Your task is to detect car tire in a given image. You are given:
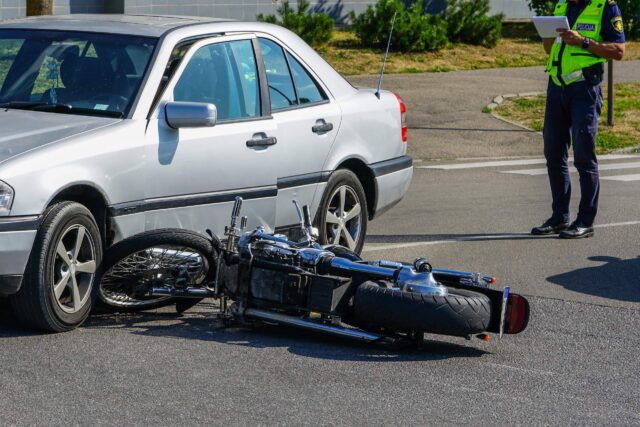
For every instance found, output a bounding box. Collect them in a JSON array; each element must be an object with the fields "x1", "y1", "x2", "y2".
[
  {"x1": 10, "y1": 202, "x2": 102, "y2": 332},
  {"x1": 316, "y1": 169, "x2": 368, "y2": 254}
]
